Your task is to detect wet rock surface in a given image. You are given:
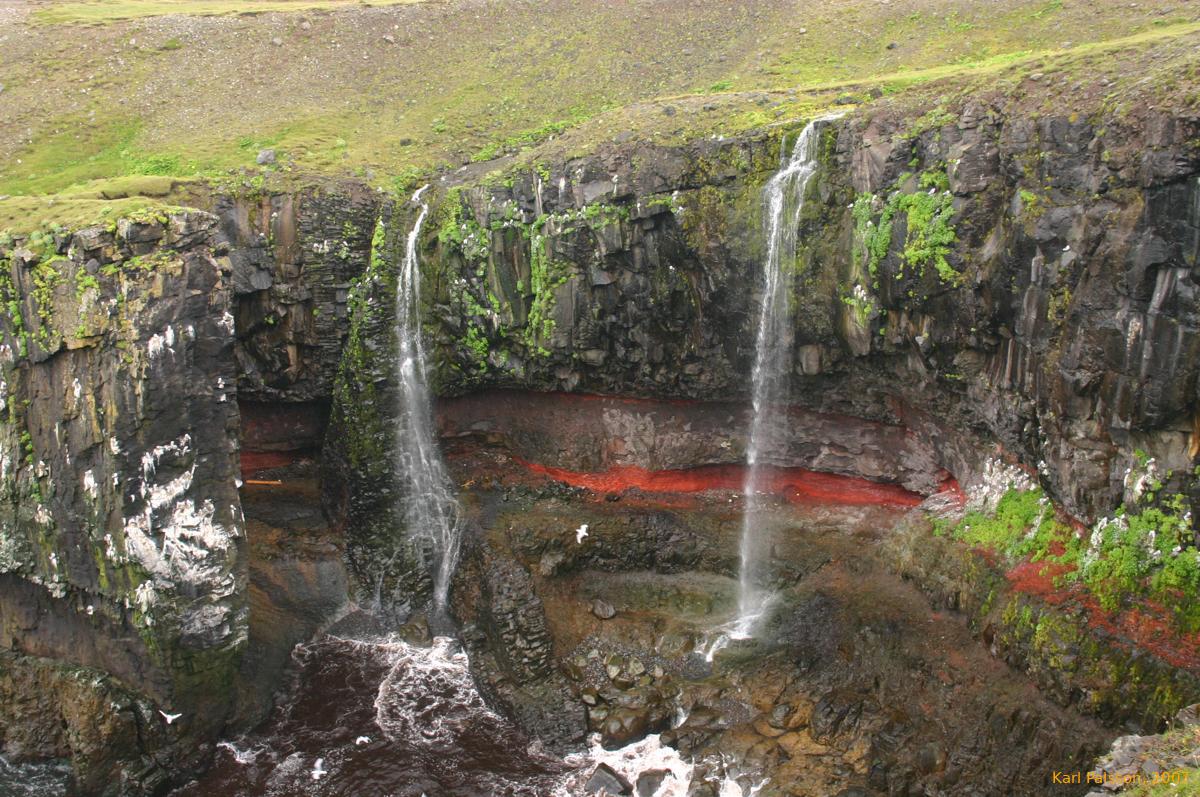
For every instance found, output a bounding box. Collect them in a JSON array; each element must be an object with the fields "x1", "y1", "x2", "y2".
[
  {"x1": 585, "y1": 762, "x2": 633, "y2": 794},
  {"x1": 448, "y1": 467, "x2": 1118, "y2": 796}
]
